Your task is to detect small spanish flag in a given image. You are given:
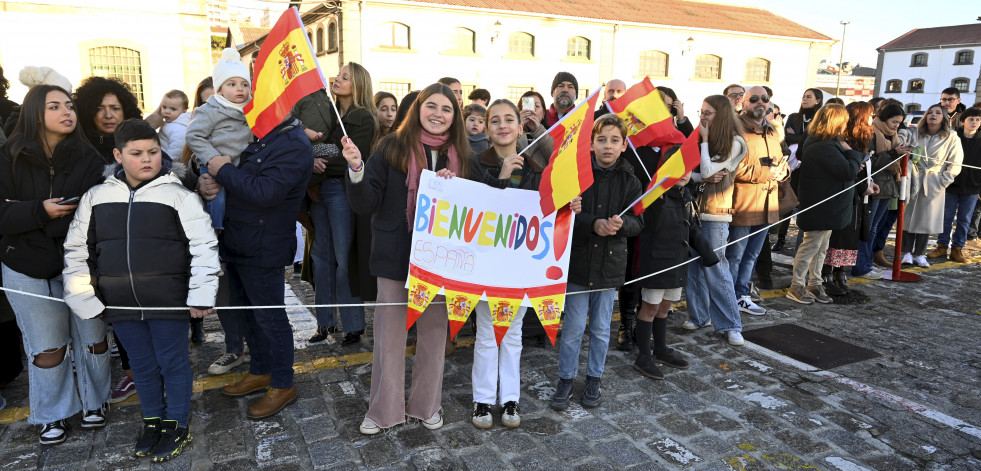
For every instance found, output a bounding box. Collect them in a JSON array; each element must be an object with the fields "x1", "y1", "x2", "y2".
[
  {"x1": 632, "y1": 127, "x2": 701, "y2": 216},
  {"x1": 606, "y1": 77, "x2": 685, "y2": 149},
  {"x1": 244, "y1": 8, "x2": 327, "y2": 139},
  {"x1": 538, "y1": 89, "x2": 602, "y2": 216}
]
